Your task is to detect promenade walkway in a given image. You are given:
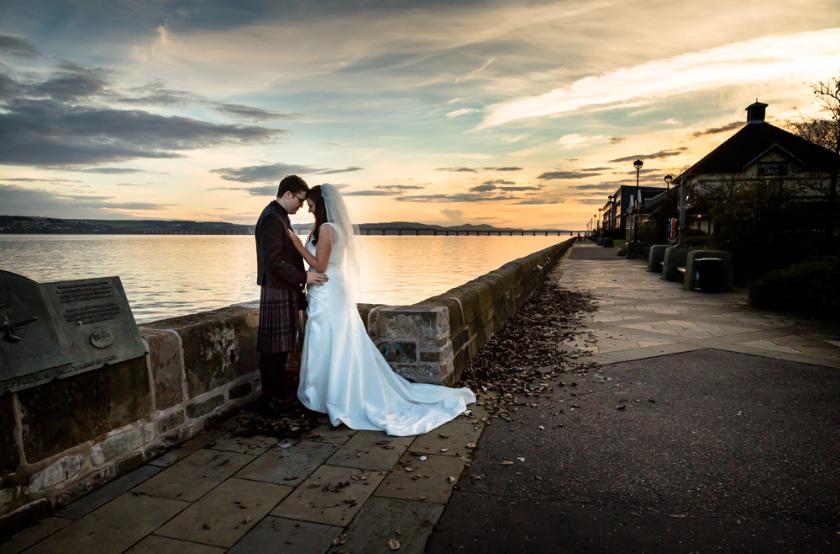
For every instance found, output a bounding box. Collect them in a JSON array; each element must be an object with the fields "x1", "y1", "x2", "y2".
[
  {"x1": 4, "y1": 241, "x2": 839, "y2": 553},
  {"x1": 429, "y1": 242, "x2": 840, "y2": 553}
]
